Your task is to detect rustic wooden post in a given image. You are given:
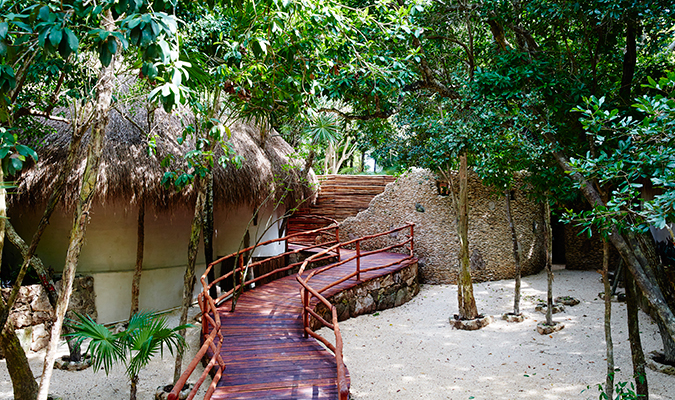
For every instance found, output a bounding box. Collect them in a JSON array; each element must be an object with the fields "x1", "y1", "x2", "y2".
[
  {"x1": 356, "y1": 241, "x2": 361, "y2": 281},
  {"x1": 335, "y1": 226, "x2": 341, "y2": 261},
  {"x1": 409, "y1": 224, "x2": 414, "y2": 256},
  {"x1": 303, "y1": 287, "x2": 310, "y2": 338}
]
